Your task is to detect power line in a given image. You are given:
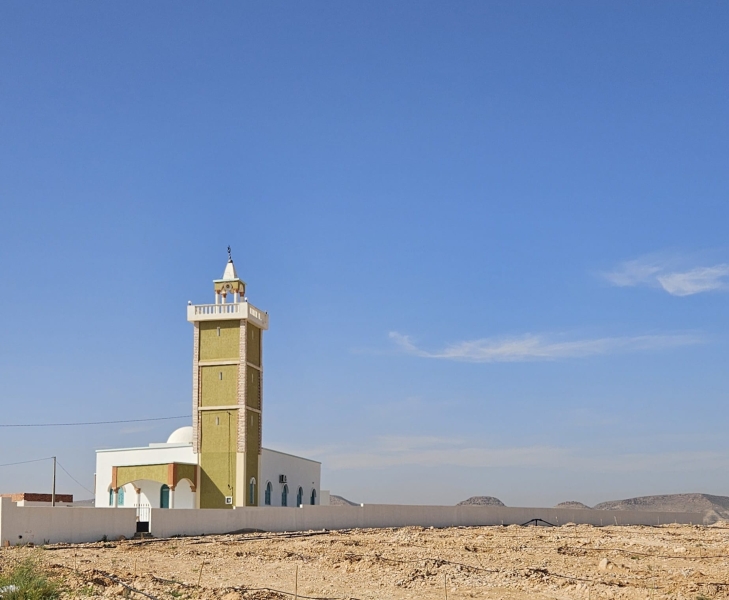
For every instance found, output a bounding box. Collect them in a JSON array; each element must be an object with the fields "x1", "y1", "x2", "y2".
[
  {"x1": 0, "y1": 415, "x2": 191, "y2": 428},
  {"x1": 0, "y1": 457, "x2": 54, "y2": 468},
  {"x1": 0, "y1": 456, "x2": 95, "y2": 496},
  {"x1": 57, "y1": 461, "x2": 95, "y2": 496}
]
